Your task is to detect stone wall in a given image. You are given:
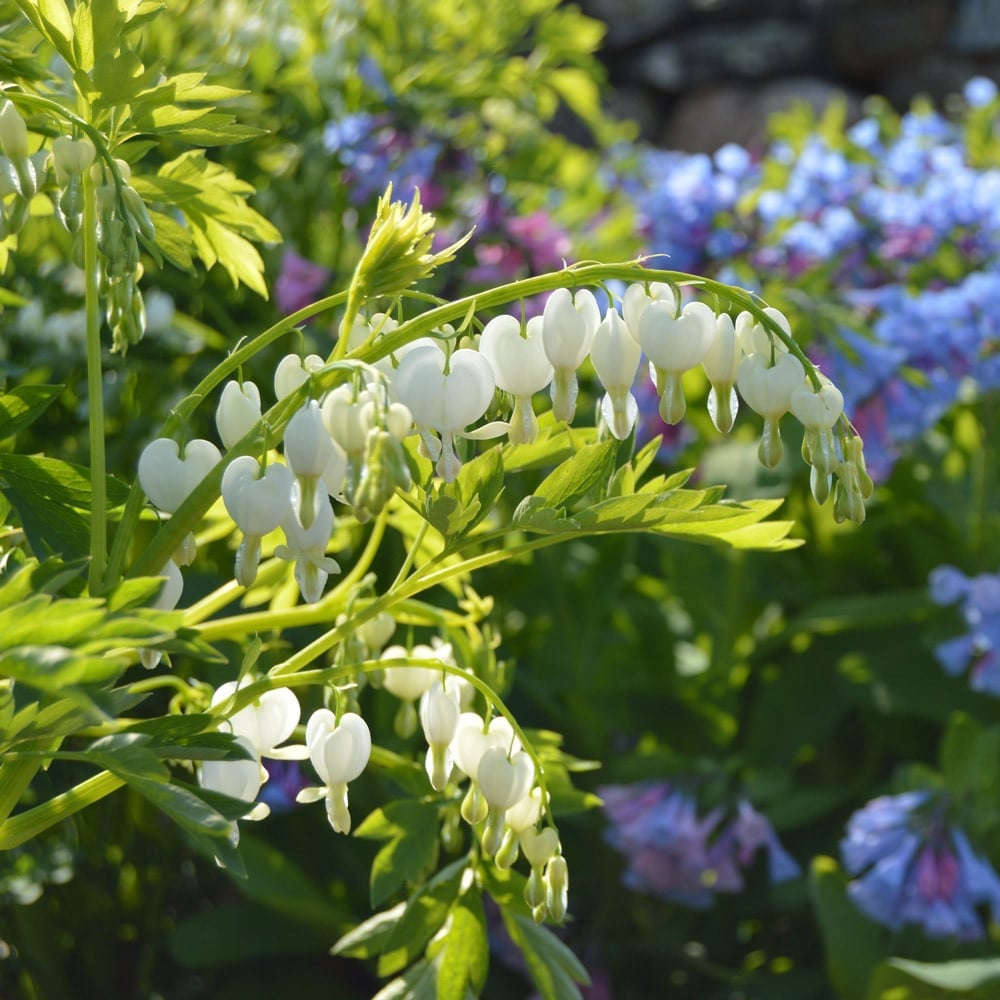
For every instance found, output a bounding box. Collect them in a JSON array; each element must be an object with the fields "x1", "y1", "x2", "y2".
[{"x1": 580, "y1": 0, "x2": 1000, "y2": 151}]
